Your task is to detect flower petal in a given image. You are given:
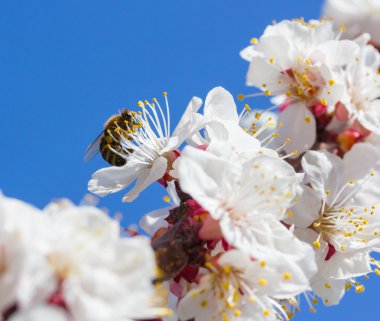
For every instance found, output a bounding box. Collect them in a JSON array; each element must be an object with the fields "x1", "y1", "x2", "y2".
[
  {"x1": 122, "y1": 157, "x2": 168, "y2": 202},
  {"x1": 277, "y1": 103, "x2": 316, "y2": 157}
]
